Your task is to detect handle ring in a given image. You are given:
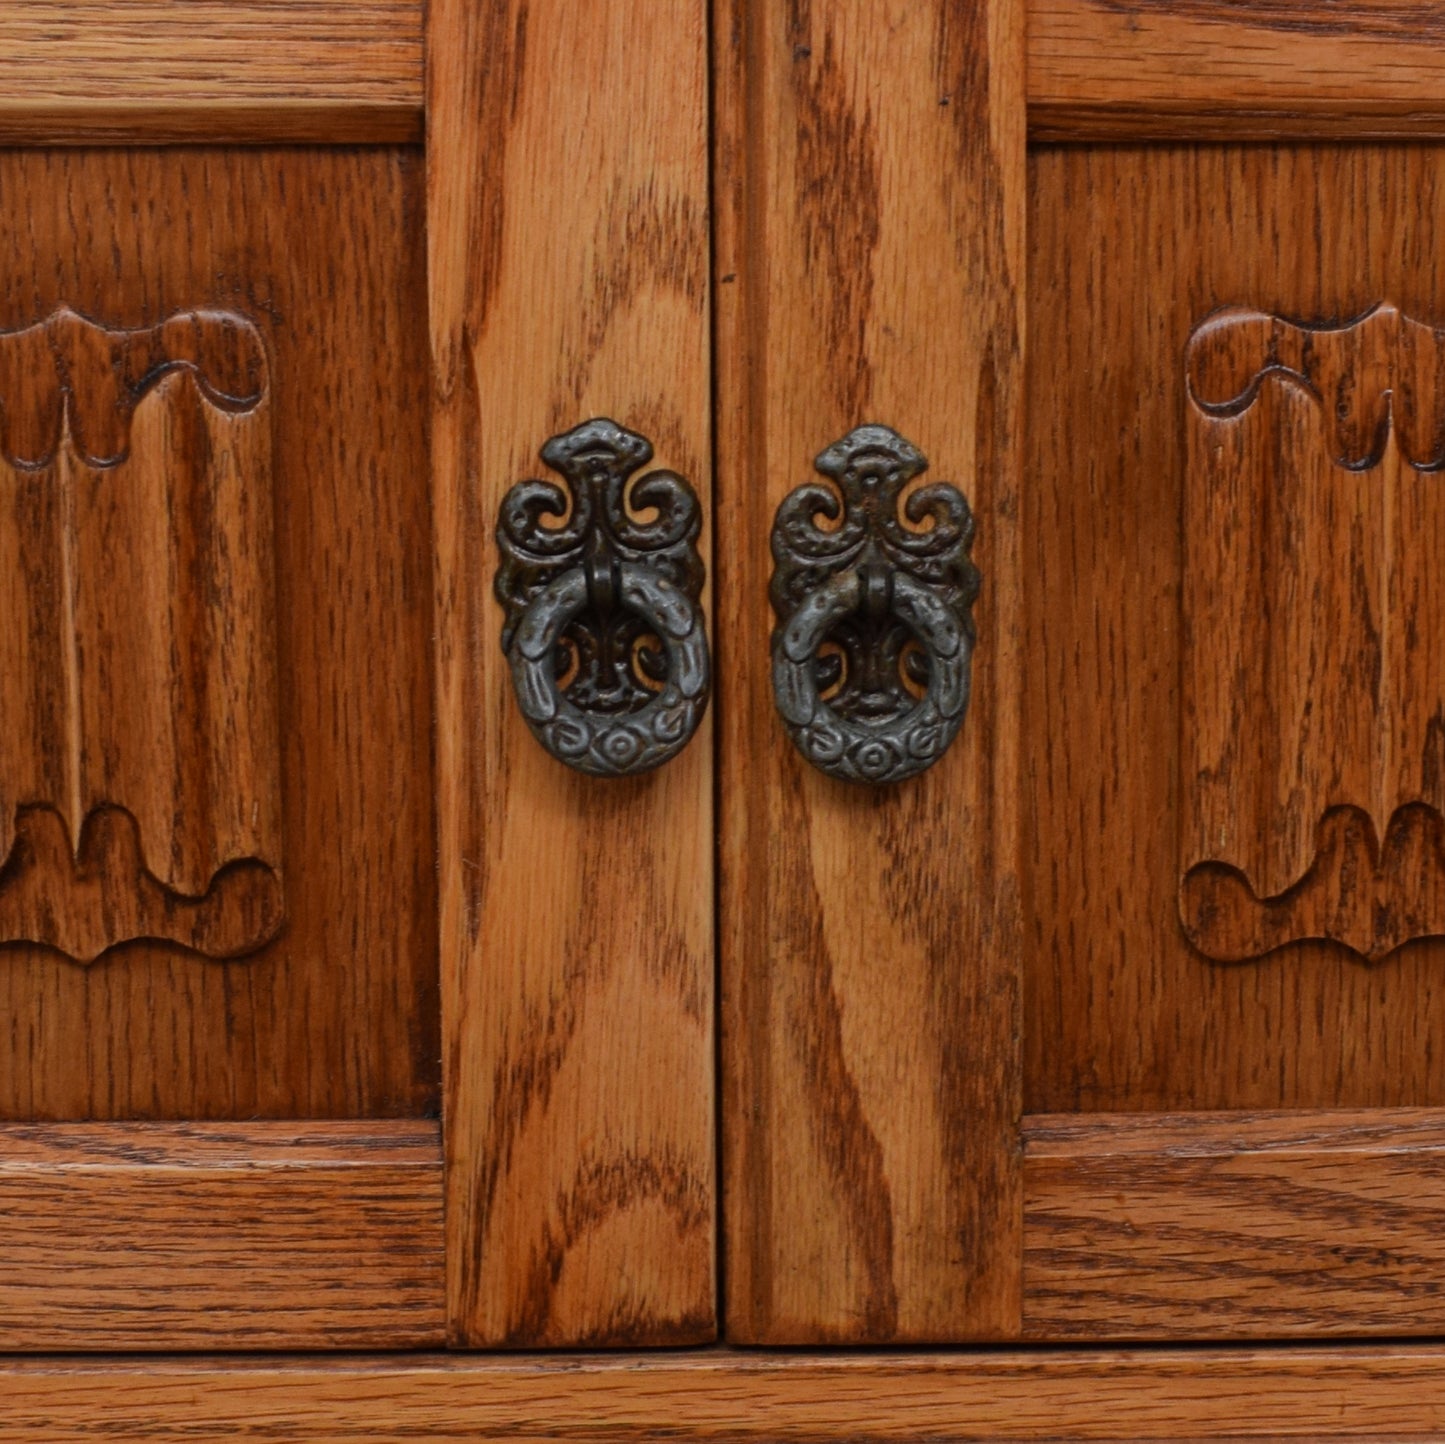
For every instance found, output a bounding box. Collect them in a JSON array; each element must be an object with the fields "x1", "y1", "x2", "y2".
[
  {"x1": 509, "y1": 561, "x2": 709, "y2": 777},
  {"x1": 772, "y1": 567, "x2": 972, "y2": 784}
]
